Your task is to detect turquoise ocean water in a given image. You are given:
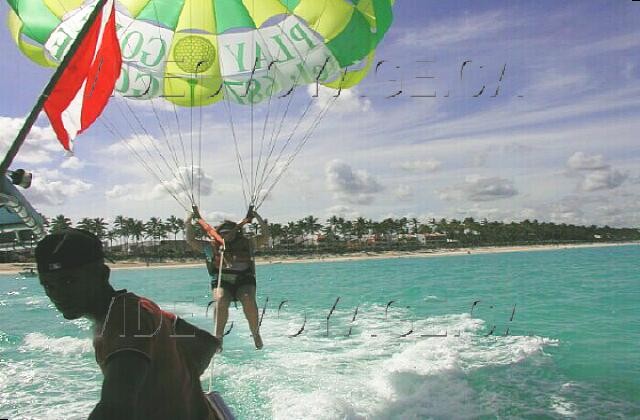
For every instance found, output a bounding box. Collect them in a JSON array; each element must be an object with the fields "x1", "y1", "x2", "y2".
[{"x1": 1, "y1": 245, "x2": 639, "y2": 419}]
